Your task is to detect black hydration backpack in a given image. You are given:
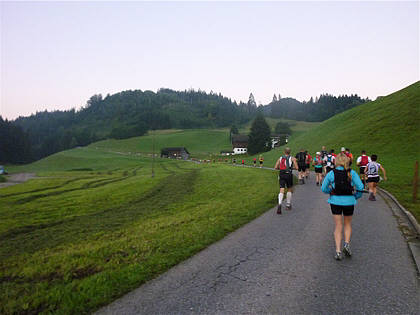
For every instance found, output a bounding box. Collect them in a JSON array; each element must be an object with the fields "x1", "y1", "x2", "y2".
[{"x1": 332, "y1": 169, "x2": 354, "y2": 195}]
